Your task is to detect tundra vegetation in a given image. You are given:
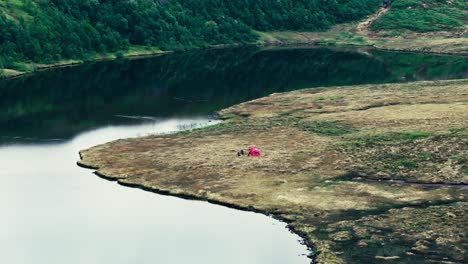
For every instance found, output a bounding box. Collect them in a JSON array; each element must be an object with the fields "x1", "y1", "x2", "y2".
[{"x1": 80, "y1": 80, "x2": 468, "y2": 263}]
